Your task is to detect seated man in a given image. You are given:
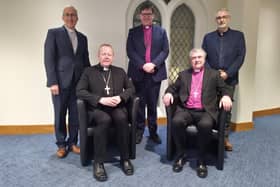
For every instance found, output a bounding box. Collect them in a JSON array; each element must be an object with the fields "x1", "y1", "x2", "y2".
[
  {"x1": 76, "y1": 44, "x2": 135, "y2": 182},
  {"x1": 162, "y1": 48, "x2": 232, "y2": 178}
]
